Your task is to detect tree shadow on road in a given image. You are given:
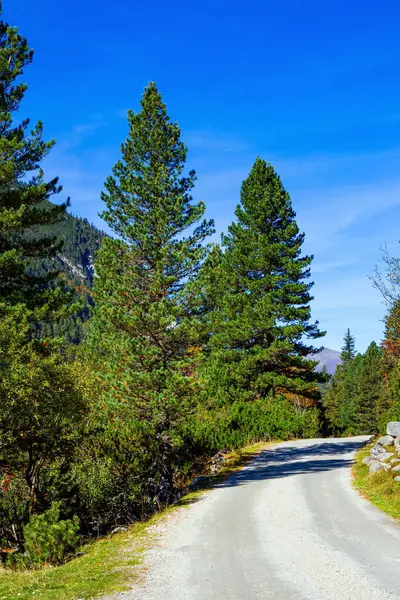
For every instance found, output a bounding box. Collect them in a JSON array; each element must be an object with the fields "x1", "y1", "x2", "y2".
[{"x1": 213, "y1": 439, "x2": 368, "y2": 488}]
